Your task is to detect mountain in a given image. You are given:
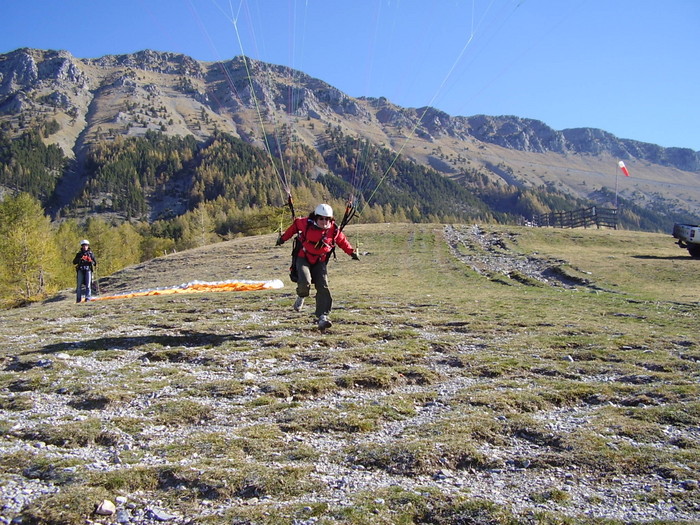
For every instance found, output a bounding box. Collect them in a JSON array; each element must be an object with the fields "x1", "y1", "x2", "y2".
[{"x1": 1, "y1": 47, "x2": 699, "y2": 227}]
